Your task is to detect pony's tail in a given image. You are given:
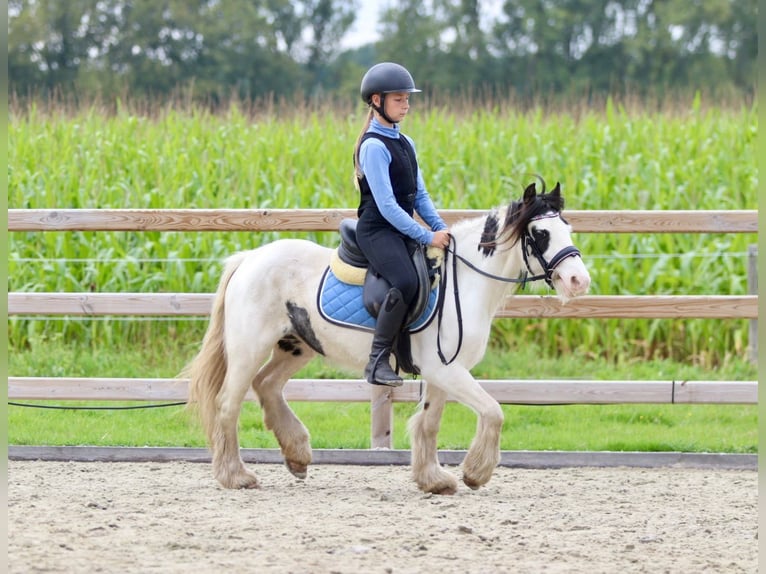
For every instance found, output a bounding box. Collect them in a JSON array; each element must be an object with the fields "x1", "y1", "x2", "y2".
[{"x1": 182, "y1": 251, "x2": 248, "y2": 446}]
